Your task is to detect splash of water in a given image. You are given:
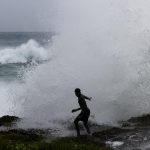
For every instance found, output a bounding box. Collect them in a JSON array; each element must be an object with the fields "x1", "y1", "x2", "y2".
[
  {"x1": 6, "y1": 0, "x2": 150, "y2": 128},
  {"x1": 0, "y1": 39, "x2": 50, "y2": 64}
]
